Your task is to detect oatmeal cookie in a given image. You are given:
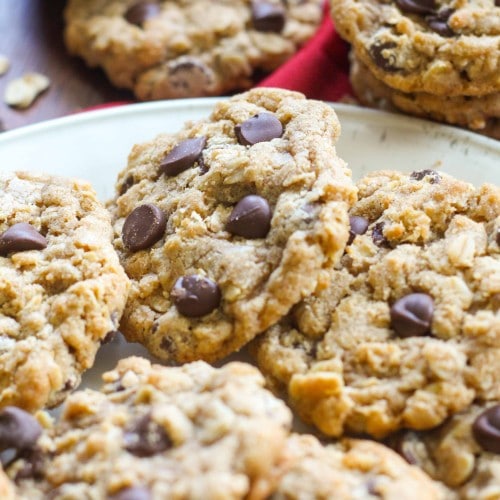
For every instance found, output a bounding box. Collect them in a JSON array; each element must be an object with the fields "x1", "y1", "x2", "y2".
[
  {"x1": 64, "y1": 0, "x2": 323, "y2": 100},
  {"x1": 331, "y1": 0, "x2": 500, "y2": 96},
  {"x1": 0, "y1": 172, "x2": 129, "y2": 412},
  {"x1": 109, "y1": 88, "x2": 355, "y2": 363},
  {"x1": 254, "y1": 169, "x2": 500, "y2": 438}
]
